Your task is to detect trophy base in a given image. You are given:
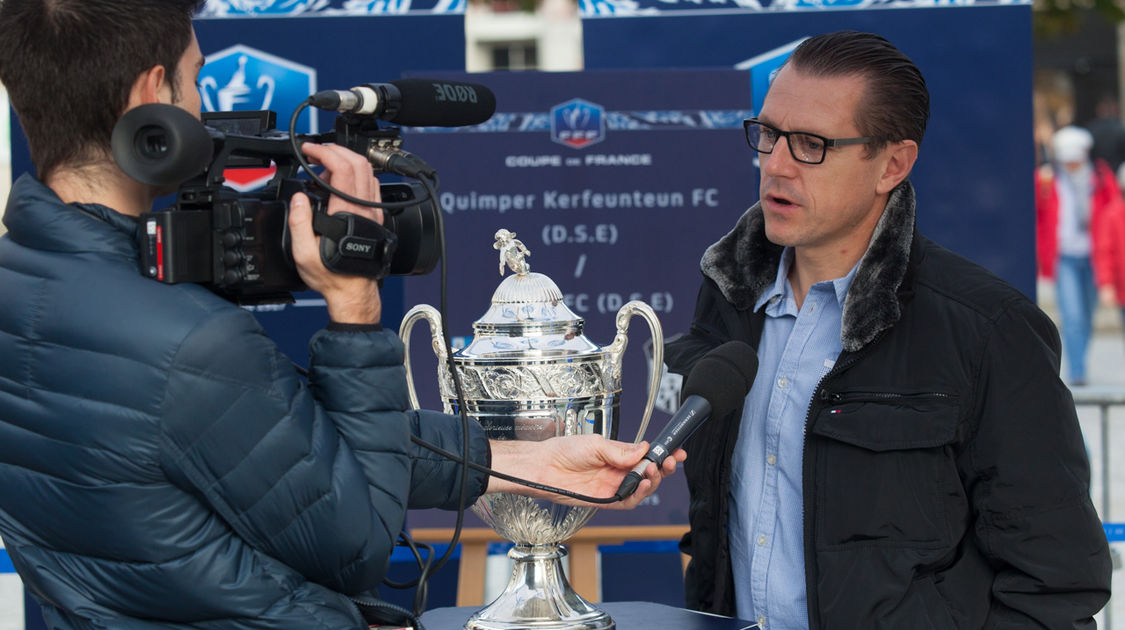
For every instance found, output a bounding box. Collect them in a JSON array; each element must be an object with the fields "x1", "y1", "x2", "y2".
[{"x1": 464, "y1": 544, "x2": 615, "y2": 630}]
